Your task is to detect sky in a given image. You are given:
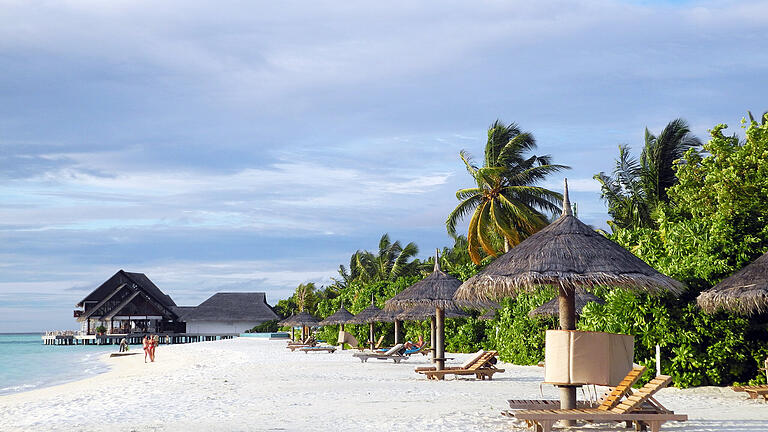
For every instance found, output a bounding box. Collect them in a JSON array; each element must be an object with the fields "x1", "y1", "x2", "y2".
[{"x1": 1, "y1": 0, "x2": 766, "y2": 332}]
